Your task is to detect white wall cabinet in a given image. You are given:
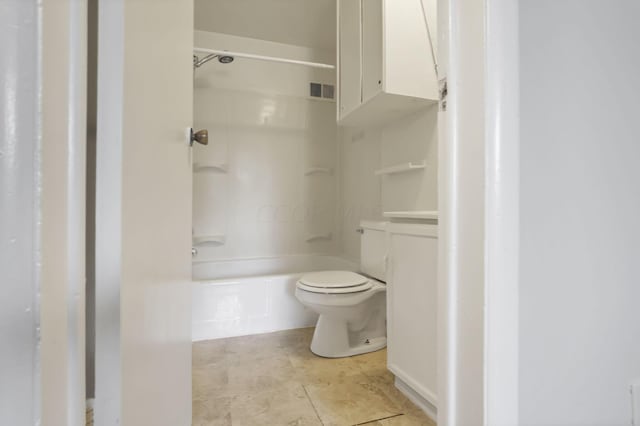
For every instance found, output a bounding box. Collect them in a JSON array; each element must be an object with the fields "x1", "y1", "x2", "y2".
[
  {"x1": 337, "y1": 0, "x2": 438, "y2": 127},
  {"x1": 361, "y1": 0, "x2": 383, "y2": 104},
  {"x1": 386, "y1": 222, "x2": 438, "y2": 409},
  {"x1": 339, "y1": 0, "x2": 362, "y2": 117}
]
